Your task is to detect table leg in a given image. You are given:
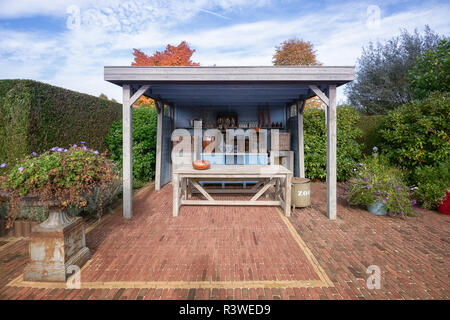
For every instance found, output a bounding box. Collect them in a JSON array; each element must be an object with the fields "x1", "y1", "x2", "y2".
[
  {"x1": 173, "y1": 173, "x2": 180, "y2": 217},
  {"x1": 284, "y1": 174, "x2": 292, "y2": 217}
]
